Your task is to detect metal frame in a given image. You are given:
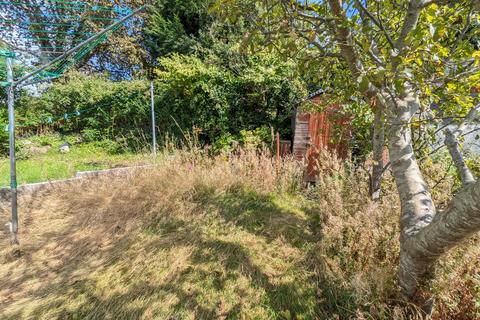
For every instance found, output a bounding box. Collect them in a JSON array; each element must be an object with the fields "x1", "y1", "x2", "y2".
[
  {"x1": 150, "y1": 81, "x2": 157, "y2": 157},
  {"x1": 14, "y1": 6, "x2": 144, "y2": 86},
  {"x1": 6, "y1": 56, "x2": 18, "y2": 244},
  {"x1": 3, "y1": 5, "x2": 145, "y2": 244}
]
